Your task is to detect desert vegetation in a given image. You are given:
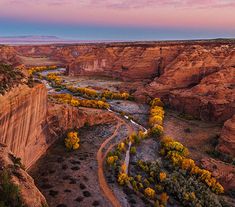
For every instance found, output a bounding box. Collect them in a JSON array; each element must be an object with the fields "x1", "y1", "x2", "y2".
[
  {"x1": 66, "y1": 86, "x2": 133, "y2": 101},
  {"x1": 6, "y1": 64, "x2": 229, "y2": 206},
  {"x1": 105, "y1": 97, "x2": 225, "y2": 207},
  {"x1": 29, "y1": 66, "x2": 134, "y2": 102},
  {"x1": 64, "y1": 131, "x2": 80, "y2": 150},
  {"x1": 0, "y1": 63, "x2": 25, "y2": 95},
  {"x1": 28, "y1": 65, "x2": 57, "y2": 75},
  {"x1": 46, "y1": 73, "x2": 63, "y2": 85},
  {"x1": 0, "y1": 169, "x2": 23, "y2": 207},
  {"x1": 0, "y1": 155, "x2": 28, "y2": 207},
  {"x1": 49, "y1": 93, "x2": 110, "y2": 109}
]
